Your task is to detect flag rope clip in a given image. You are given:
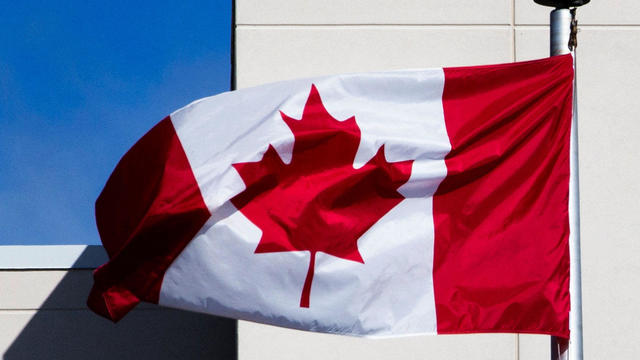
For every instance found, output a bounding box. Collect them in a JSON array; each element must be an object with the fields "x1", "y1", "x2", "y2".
[{"x1": 569, "y1": 8, "x2": 578, "y2": 51}]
